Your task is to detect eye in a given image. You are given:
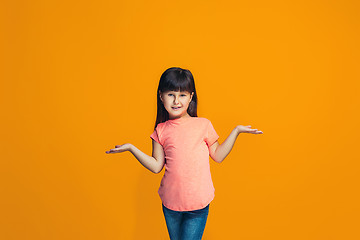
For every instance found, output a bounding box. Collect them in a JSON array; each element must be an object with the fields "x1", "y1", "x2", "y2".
[
  {"x1": 180, "y1": 94, "x2": 186, "y2": 97},
  {"x1": 168, "y1": 93, "x2": 173, "y2": 97}
]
